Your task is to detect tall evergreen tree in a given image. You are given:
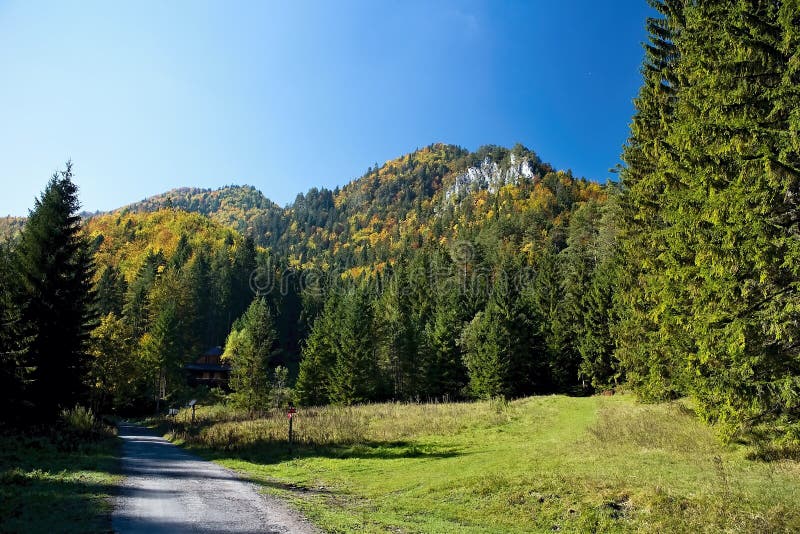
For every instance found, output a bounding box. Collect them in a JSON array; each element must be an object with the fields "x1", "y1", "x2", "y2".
[
  {"x1": 14, "y1": 163, "x2": 96, "y2": 418},
  {"x1": 295, "y1": 294, "x2": 339, "y2": 405},
  {"x1": 223, "y1": 297, "x2": 277, "y2": 413},
  {"x1": 328, "y1": 285, "x2": 379, "y2": 405},
  {"x1": 615, "y1": 0, "x2": 689, "y2": 401},
  {"x1": 421, "y1": 280, "x2": 468, "y2": 399},
  {"x1": 661, "y1": 0, "x2": 800, "y2": 436},
  {"x1": 95, "y1": 264, "x2": 127, "y2": 316},
  {"x1": 530, "y1": 245, "x2": 569, "y2": 390},
  {"x1": 375, "y1": 259, "x2": 420, "y2": 399},
  {"x1": 619, "y1": 0, "x2": 800, "y2": 438},
  {"x1": 0, "y1": 242, "x2": 29, "y2": 420},
  {"x1": 124, "y1": 250, "x2": 165, "y2": 339},
  {"x1": 577, "y1": 192, "x2": 623, "y2": 390}
]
